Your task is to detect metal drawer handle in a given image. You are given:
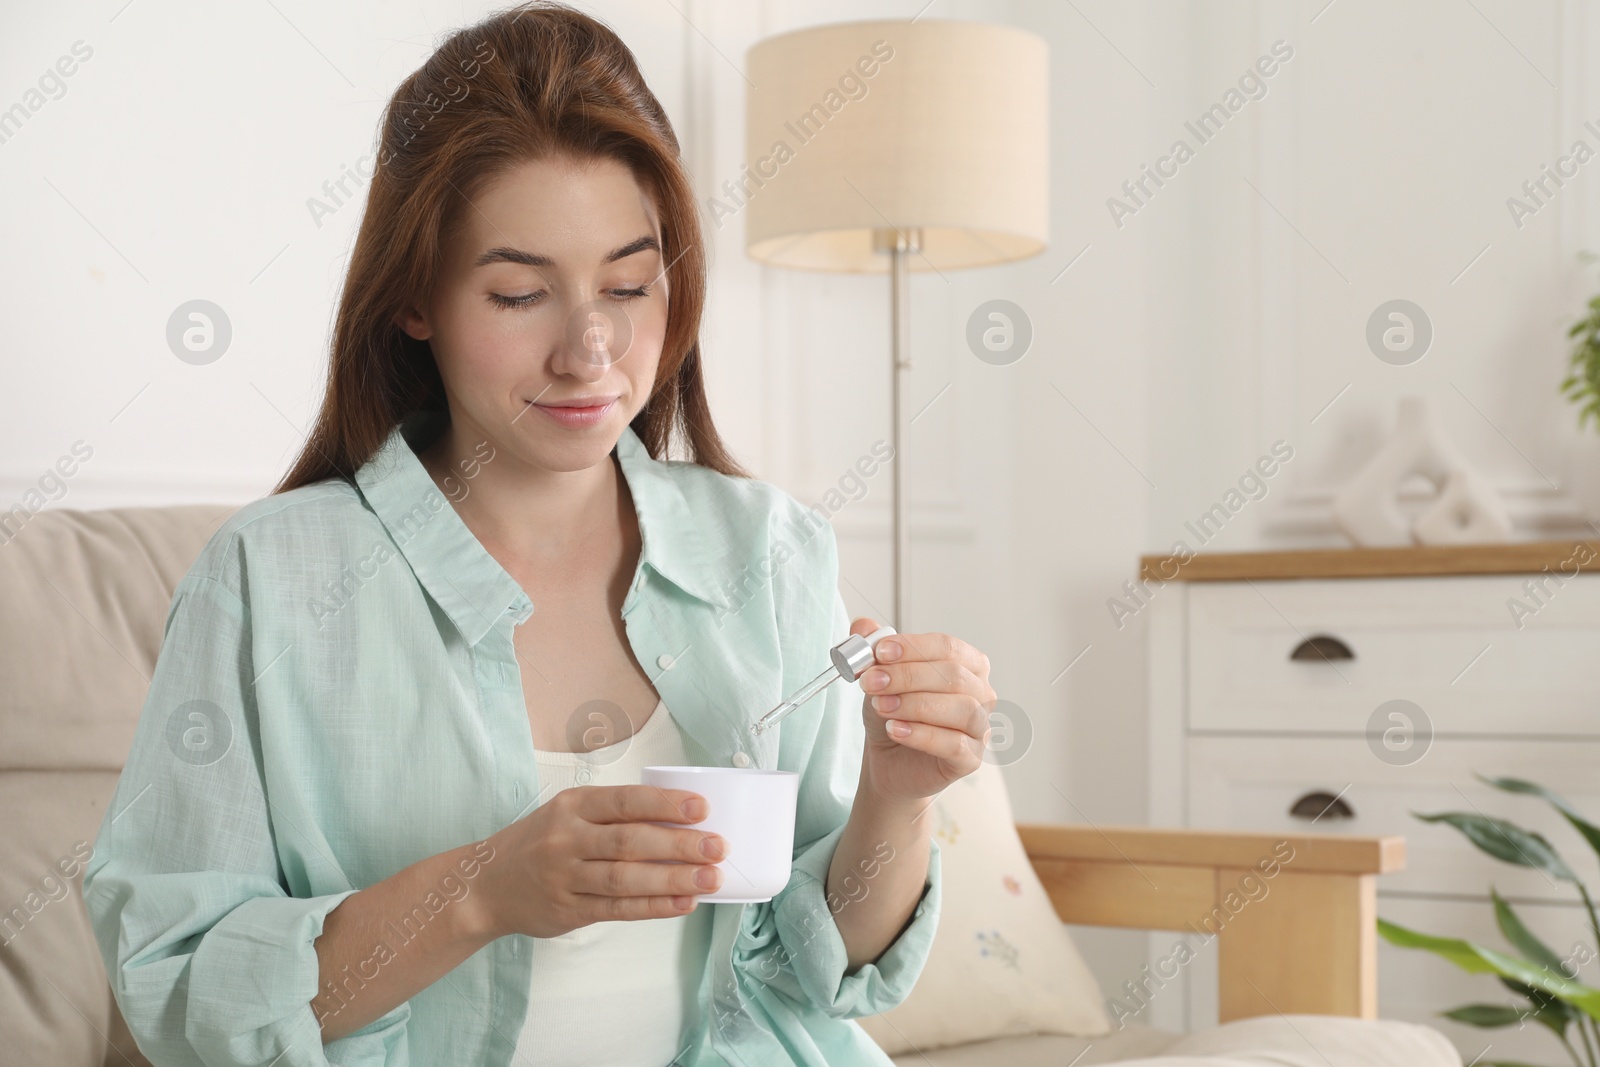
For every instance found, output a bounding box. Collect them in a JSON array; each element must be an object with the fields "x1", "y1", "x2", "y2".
[
  {"x1": 1290, "y1": 635, "x2": 1354, "y2": 663},
  {"x1": 1289, "y1": 790, "x2": 1355, "y2": 821}
]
